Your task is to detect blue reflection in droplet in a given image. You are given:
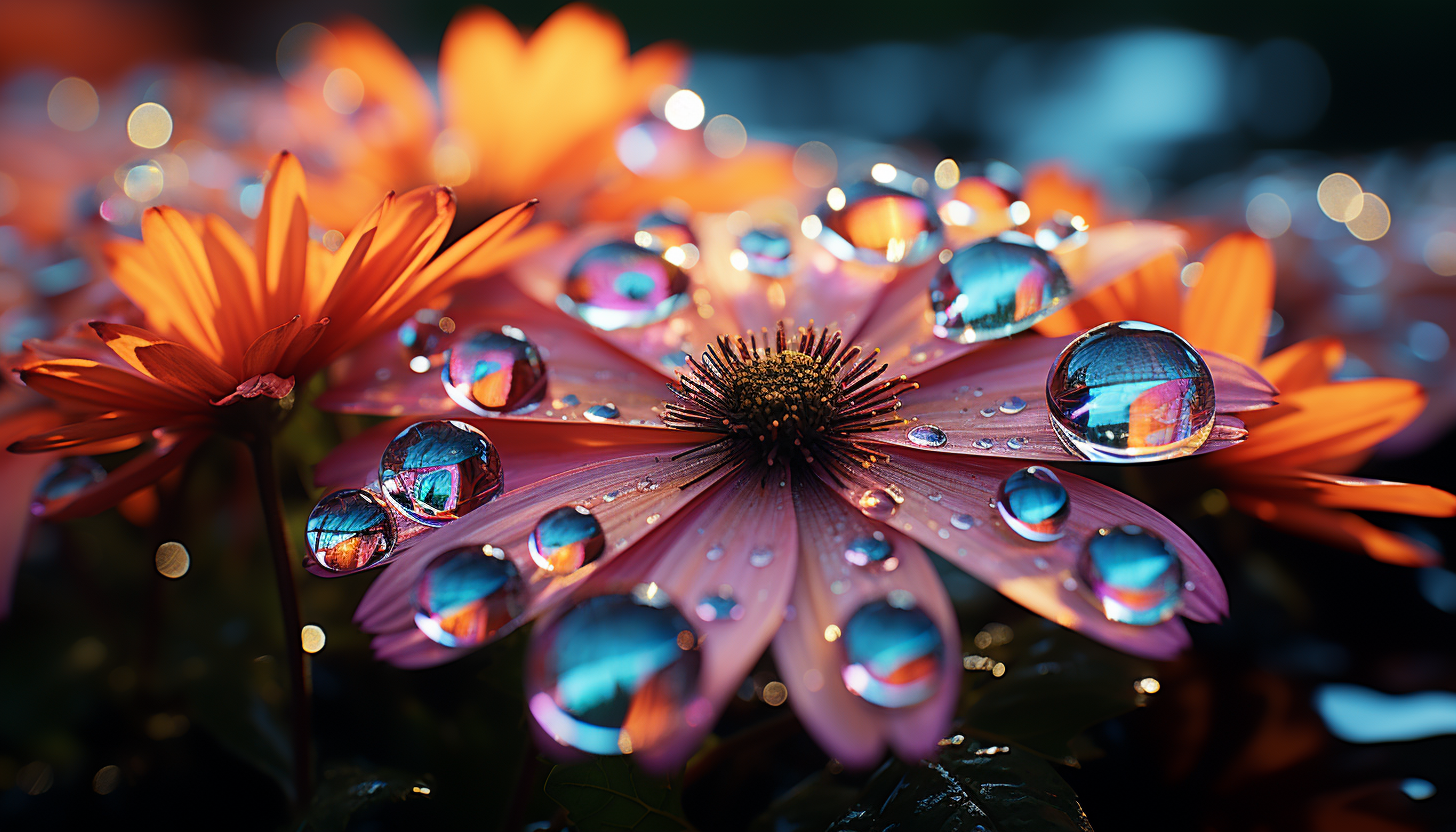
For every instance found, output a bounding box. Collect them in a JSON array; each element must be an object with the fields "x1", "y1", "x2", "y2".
[
  {"x1": 442, "y1": 328, "x2": 547, "y2": 415},
  {"x1": 1314, "y1": 684, "x2": 1456, "y2": 743},
  {"x1": 413, "y1": 546, "x2": 524, "y2": 647},
  {"x1": 1046, "y1": 321, "x2": 1216, "y2": 462},
  {"x1": 840, "y1": 599, "x2": 943, "y2": 707},
  {"x1": 1077, "y1": 525, "x2": 1183, "y2": 625},
  {"x1": 529, "y1": 506, "x2": 606, "y2": 574},
  {"x1": 305, "y1": 489, "x2": 396, "y2": 575},
  {"x1": 843, "y1": 534, "x2": 895, "y2": 569},
  {"x1": 739, "y1": 228, "x2": 794, "y2": 277},
  {"x1": 380, "y1": 420, "x2": 503, "y2": 526},
  {"x1": 528, "y1": 593, "x2": 701, "y2": 755},
  {"x1": 1402, "y1": 779, "x2": 1436, "y2": 801},
  {"x1": 930, "y1": 238, "x2": 1071, "y2": 343},
  {"x1": 996, "y1": 466, "x2": 1070, "y2": 542},
  {"x1": 559, "y1": 241, "x2": 689, "y2": 330},
  {"x1": 695, "y1": 592, "x2": 743, "y2": 622}
]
